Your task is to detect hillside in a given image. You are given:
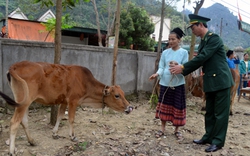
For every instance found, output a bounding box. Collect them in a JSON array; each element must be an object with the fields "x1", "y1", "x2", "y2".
[
  {"x1": 185, "y1": 3, "x2": 250, "y2": 49},
  {"x1": 1, "y1": 1, "x2": 249, "y2": 49}
]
